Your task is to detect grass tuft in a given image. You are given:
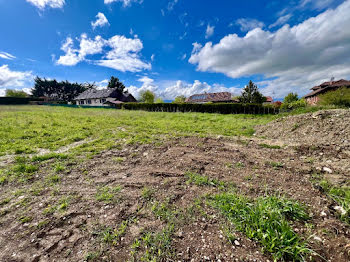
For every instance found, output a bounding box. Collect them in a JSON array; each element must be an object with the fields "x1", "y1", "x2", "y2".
[{"x1": 209, "y1": 193, "x2": 311, "y2": 261}]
